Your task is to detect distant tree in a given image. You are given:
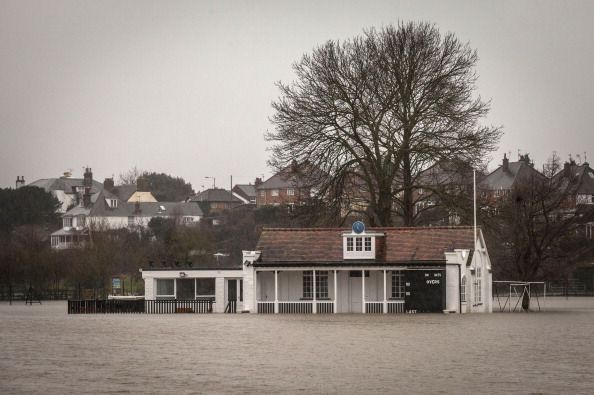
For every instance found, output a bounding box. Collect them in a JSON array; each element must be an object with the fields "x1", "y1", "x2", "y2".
[
  {"x1": 0, "y1": 186, "x2": 61, "y2": 234},
  {"x1": 483, "y1": 154, "x2": 594, "y2": 309},
  {"x1": 268, "y1": 22, "x2": 501, "y2": 226},
  {"x1": 117, "y1": 166, "x2": 144, "y2": 185},
  {"x1": 117, "y1": 168, "x2": 194, "y2": 202},
  {"x1": 144, "y1": 172, "x2": 194, "y2": 202}
]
